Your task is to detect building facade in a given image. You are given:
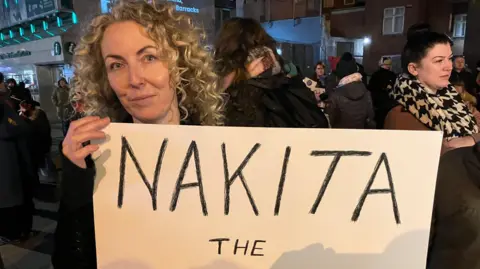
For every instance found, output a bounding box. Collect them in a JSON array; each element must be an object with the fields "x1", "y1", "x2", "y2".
[
  {"x1": 0, "y1": 0, "x2": 80, "y2": 120},
  {"x1": 243, "y1": 0, "x2": 324, "y2": 76},
  {"x1": 324, "y1": 0, "x2": 470, "y2": 73}
]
